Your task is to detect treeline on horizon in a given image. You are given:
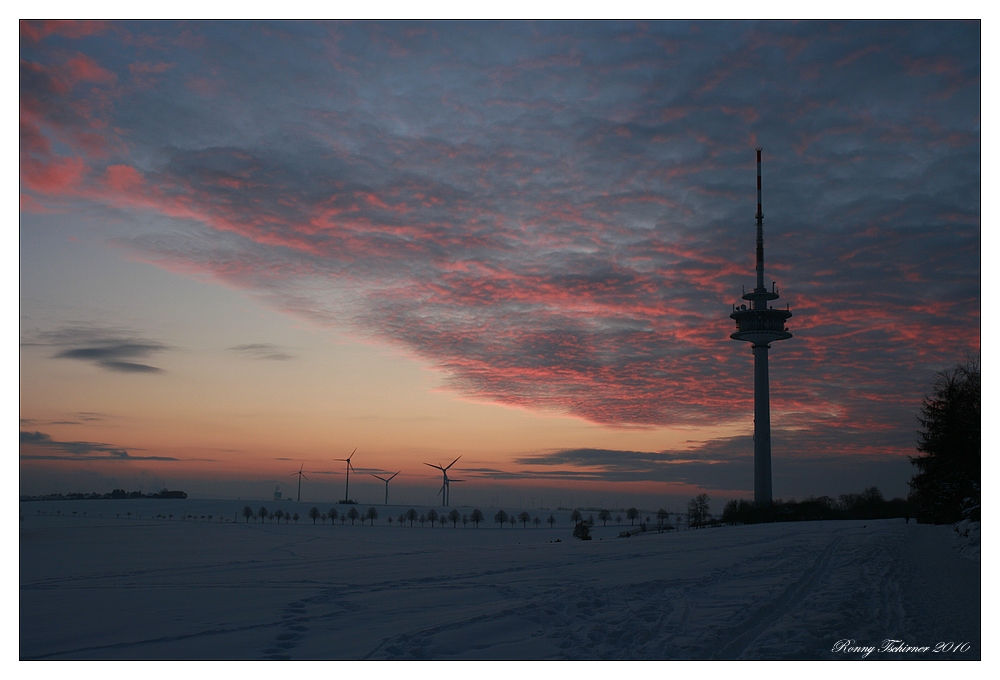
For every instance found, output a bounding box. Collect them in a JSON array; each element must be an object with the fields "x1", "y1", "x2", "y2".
[
  {"x1": 241, "y1": 505, "x2": 556, "y2": 528},
  {"x1": 719, "y1": 487, "x2": 911, "y2": 525},
  {"x1": 20, "y1": 488, "x2": 188, "y2": 501}
]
